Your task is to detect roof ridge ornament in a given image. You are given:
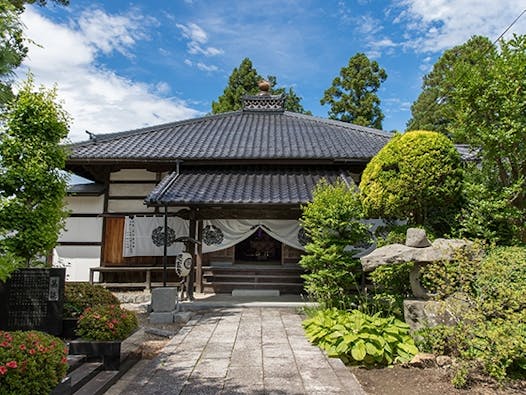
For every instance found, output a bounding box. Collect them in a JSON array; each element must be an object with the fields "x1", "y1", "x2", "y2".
[{"x1": 242, "y1": 80, "x2": 286, "y2": 112}]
